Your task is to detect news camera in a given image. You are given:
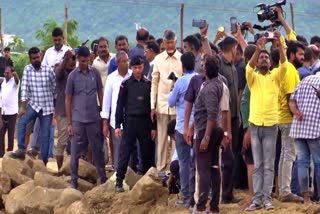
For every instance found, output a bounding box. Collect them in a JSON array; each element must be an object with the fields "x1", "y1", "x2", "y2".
[{"x1": 255, "y1": 0, "x2": 286, "y2": 22}]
